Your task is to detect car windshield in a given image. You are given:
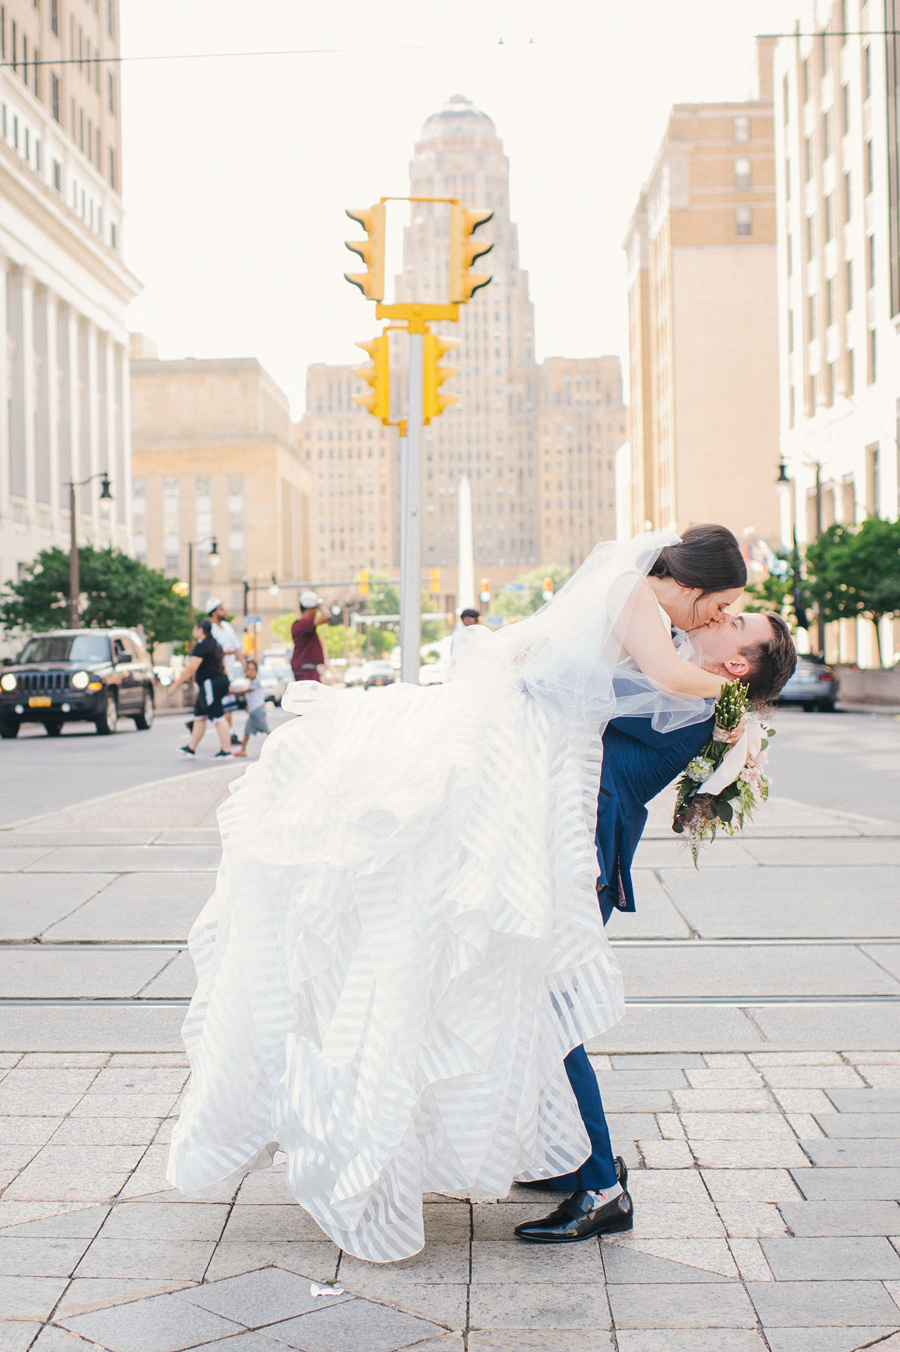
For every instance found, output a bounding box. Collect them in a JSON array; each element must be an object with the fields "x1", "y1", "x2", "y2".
[{"x1": 19, "y1": 634, "x2": 112, "y2": 664}]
